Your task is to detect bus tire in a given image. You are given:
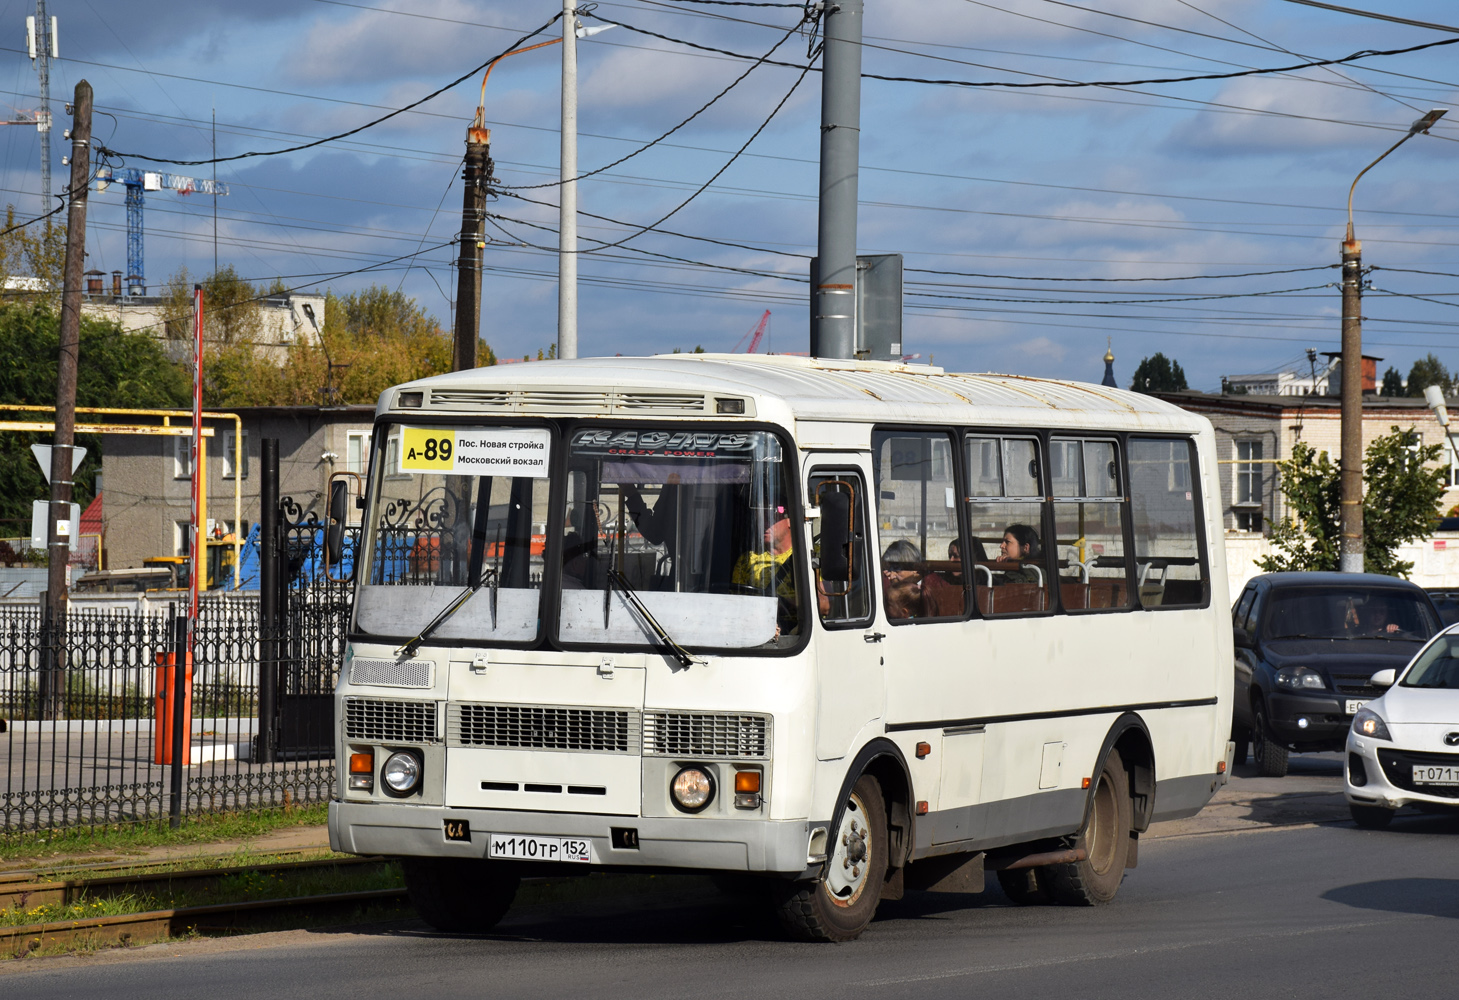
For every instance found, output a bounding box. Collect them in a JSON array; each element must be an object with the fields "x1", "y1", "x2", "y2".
[
  {"x1": 402, "y1": 856, "x2": 520, "y2": 933},
  {"x1": 1045, "y1": 751, "x2": 1132, "y2": 906},
  {"x1": 773, "y1": 773, "x2": 887, "y2": 942},
  {"x1": 1252, "y1": 700, "x2": 1289, "y2": 778},
  {"x1": 995, "y1": 867, "x2": 1051, "y2": 905},
  {"x1": 1231, "y1": 725, "x2": 1250, "y2": 767}
]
